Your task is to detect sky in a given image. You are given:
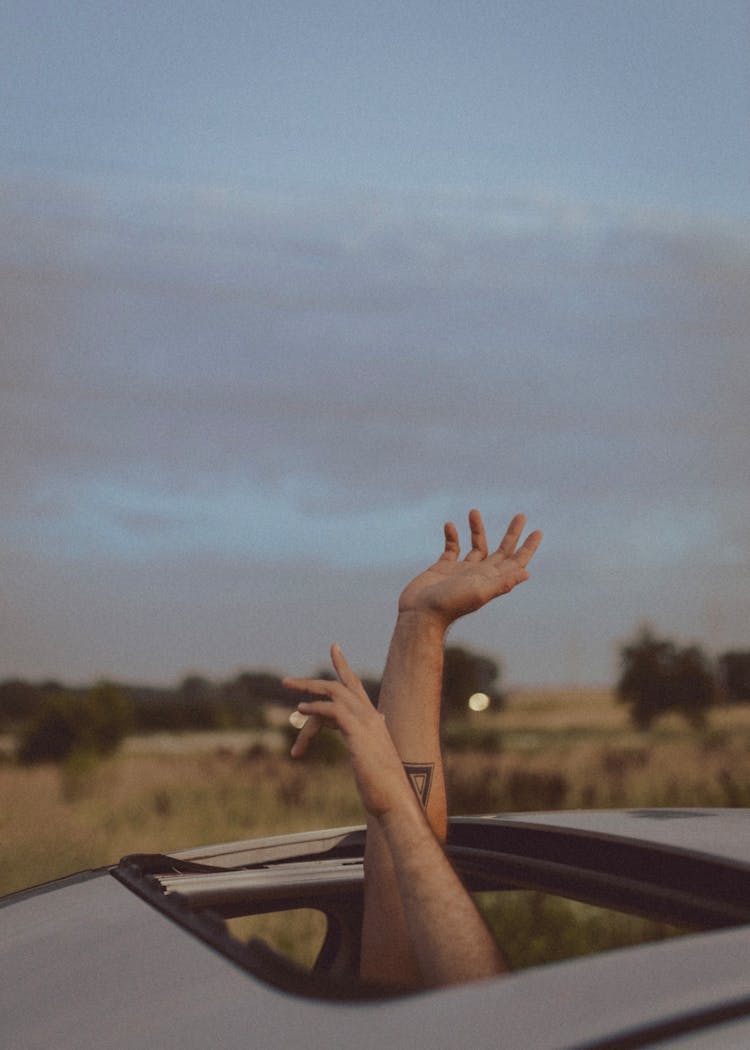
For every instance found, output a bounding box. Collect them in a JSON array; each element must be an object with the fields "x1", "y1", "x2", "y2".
[{"x1": 1, "y1": 1, "x2": 749, "y2": 688}]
